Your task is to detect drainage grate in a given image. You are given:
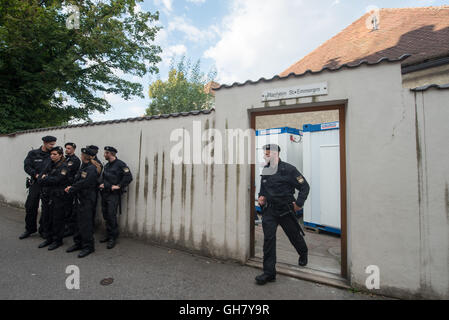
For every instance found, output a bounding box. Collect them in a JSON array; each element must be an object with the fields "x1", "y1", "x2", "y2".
[{"x1": 100, "y1": 278, "x2": 114, "y2": 286}]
